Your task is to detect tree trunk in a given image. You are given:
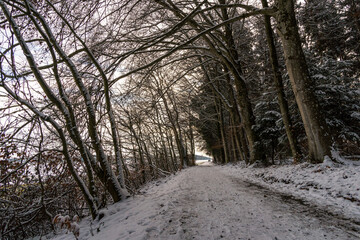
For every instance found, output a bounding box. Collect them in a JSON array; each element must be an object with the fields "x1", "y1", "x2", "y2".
[
  {"x1": 217, "y1": 99, "x2": 229, "y2": 164},
  {"x1": 229, "y1": 113, "x2": 243, "y2": 162},
  {"x1": 274, "y1": 0, "x2": 331, "y2": 163},
  {"x1": 261, "y1": 0, "x2": 301, "y2": 163},
  {"x1": 188, "y1": 120, "x2": 196, "y2": 166},
  {"x1": 218, "y1": 0, "x2": 266, "y2": 164},
  {"x1": 167, "y1": 131, "x2": 179, "y2": 171},
  {"x1": 162, "y1": 91, "x2": 188, "y2": 168}
]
